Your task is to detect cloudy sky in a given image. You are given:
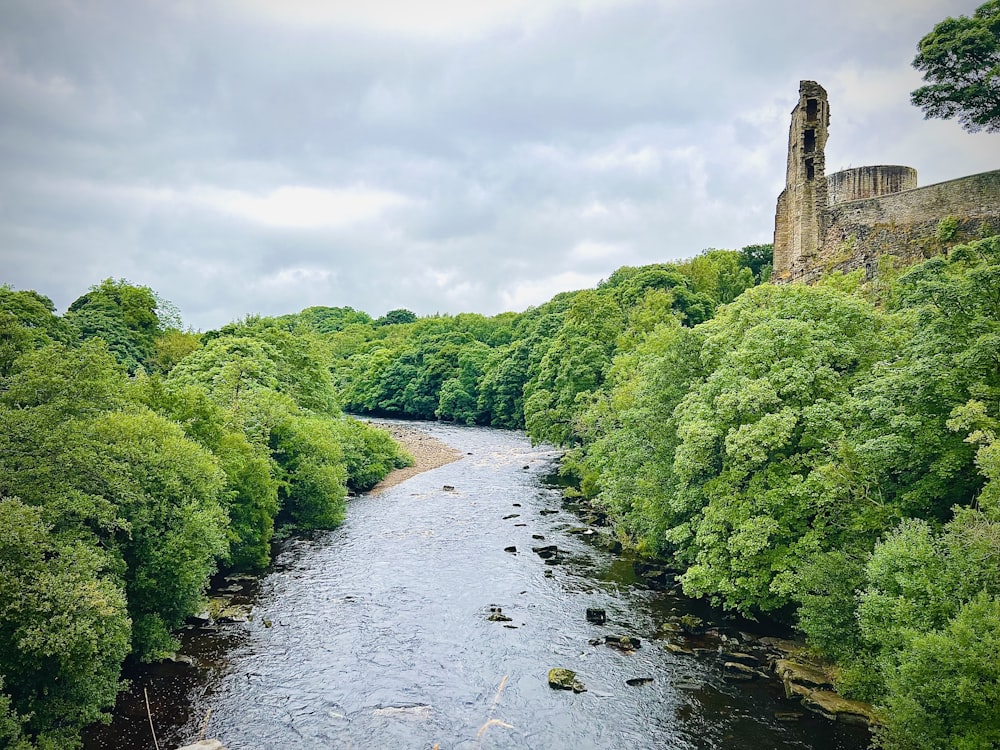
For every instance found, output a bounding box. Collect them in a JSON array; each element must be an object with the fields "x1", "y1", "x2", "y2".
[{"x1": 1, "y1": 0, "x2": 996, "y2": 329}]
